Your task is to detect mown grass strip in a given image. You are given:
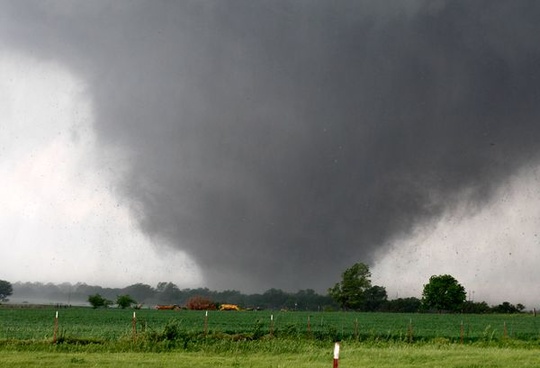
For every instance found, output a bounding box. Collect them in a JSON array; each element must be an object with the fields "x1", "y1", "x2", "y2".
[{"x1": 1, "y1": 344, "x2": 539, "y2": 368}]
